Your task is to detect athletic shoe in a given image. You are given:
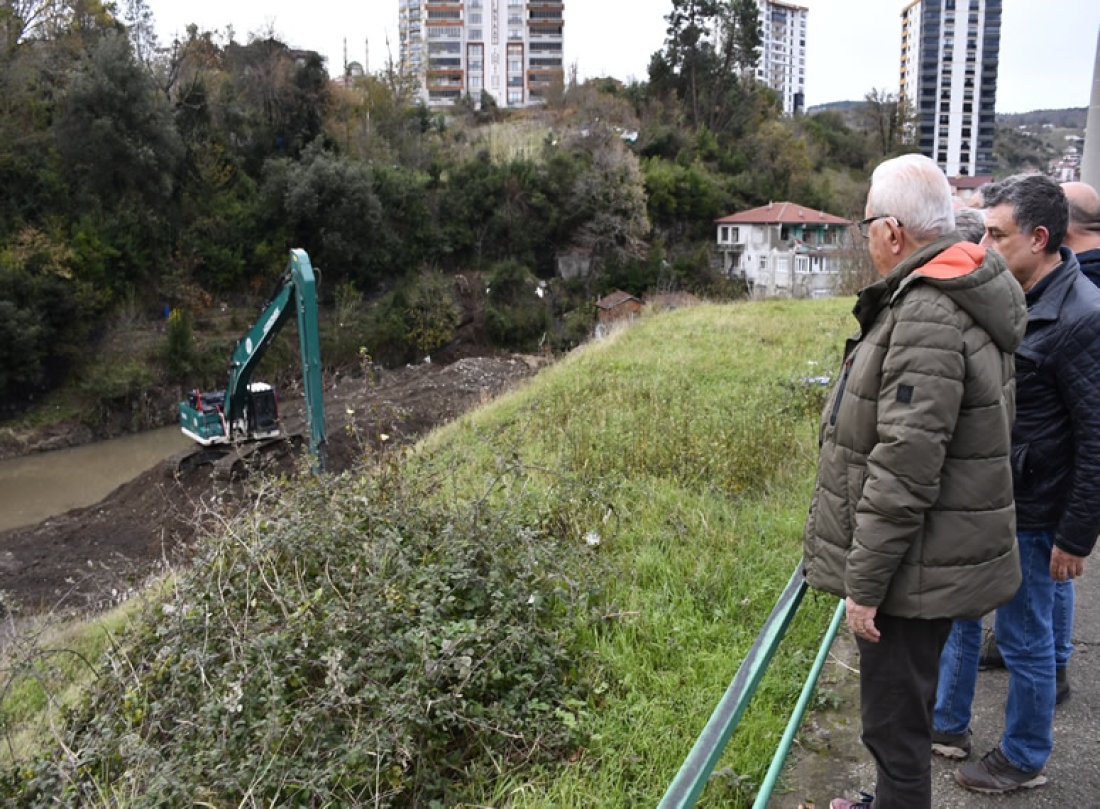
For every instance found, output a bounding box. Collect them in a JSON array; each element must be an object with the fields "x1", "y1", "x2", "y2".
[
  {"x1": 830, "y1": 792, "x2": 874, "y2": 808},
  {"x1": 932, "y1": 727, "x2": 971, "y2": 759},
  {"x1": 955, "y1": 747, "x2": 1047, "y2": 793}
]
